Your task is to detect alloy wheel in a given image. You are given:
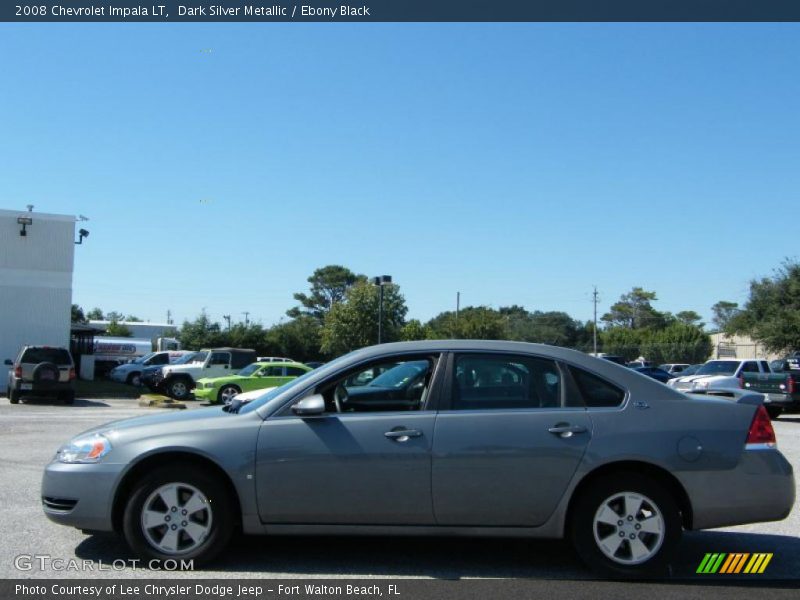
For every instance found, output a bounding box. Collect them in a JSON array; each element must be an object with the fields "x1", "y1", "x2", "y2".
[{"x1": 140, "y1": 482, "x2": 213, "y2": 555}]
